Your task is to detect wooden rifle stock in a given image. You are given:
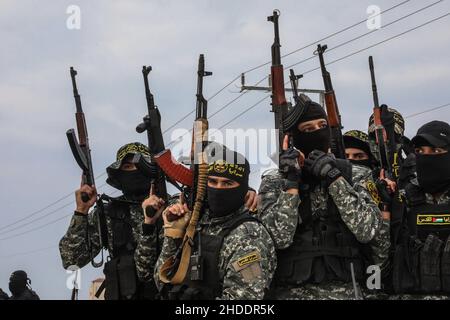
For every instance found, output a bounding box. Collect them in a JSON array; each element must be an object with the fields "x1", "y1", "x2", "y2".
[
  {"x1": 159, "y1": 54, "x2": 211, "y2": 285},
  {"x1": 268, "y1": 10, "x2": 289, "y2": 158},
  {"x1": 316, "y1": 44, "x2": 346, "y2": 159}
]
